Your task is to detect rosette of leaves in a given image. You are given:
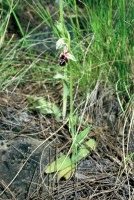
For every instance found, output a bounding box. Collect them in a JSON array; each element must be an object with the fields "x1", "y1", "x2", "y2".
[
  {"x1": 45, "y1": 127, "x2": 97, "y2": 181},
  {"x1": 26, "y1": 95, "x2": 61, "y2": 120}
]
